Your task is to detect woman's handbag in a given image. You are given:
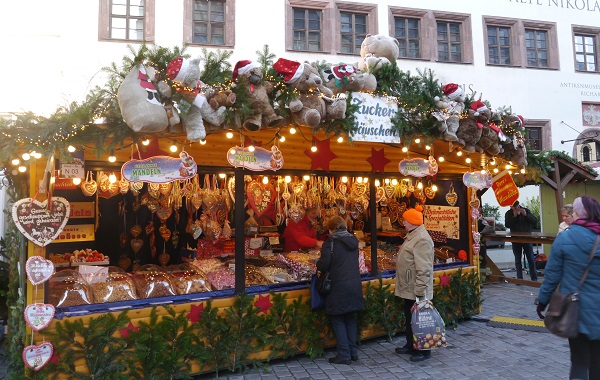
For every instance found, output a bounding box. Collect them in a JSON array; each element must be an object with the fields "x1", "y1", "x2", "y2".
[
  {"x1": 316, "y1": 239, "x2": 334, "y2": 295},
  {"x1": 310, "y1": 274, "x2": 325, "y2": 310},
  {"x1": 544, "y1": 234, "x2": 600, "y2": 338}
]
